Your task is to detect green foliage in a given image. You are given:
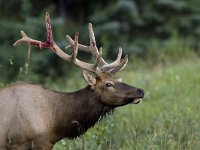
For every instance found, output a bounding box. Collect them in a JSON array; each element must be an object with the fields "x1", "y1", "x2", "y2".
[
  {"x1": 90, "y1": 0, "x2": 200, "y2": 57},
  {"x1": 146, "y1": 33, "x2": 195, "y2": 64},
  {"x1": 53, "y1": 57, "x2": 200, "y2": 150}
]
